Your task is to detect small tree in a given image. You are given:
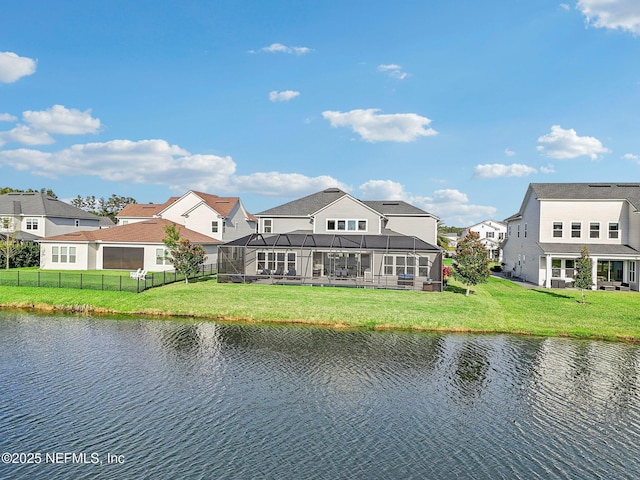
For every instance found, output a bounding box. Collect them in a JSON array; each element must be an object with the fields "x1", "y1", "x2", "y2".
[
  {"x1": 453, "y1": 231, "x2": 490, "y2": 296},
  {"x1": 163, "y1": 224, "x2": 206, "y2": 284},
  {"x1": 0, "y1": 231, "x2": 19, "y2": 269},
  {"x1": 574, "y1": 245, "x2": 593, "y2": 304}
]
